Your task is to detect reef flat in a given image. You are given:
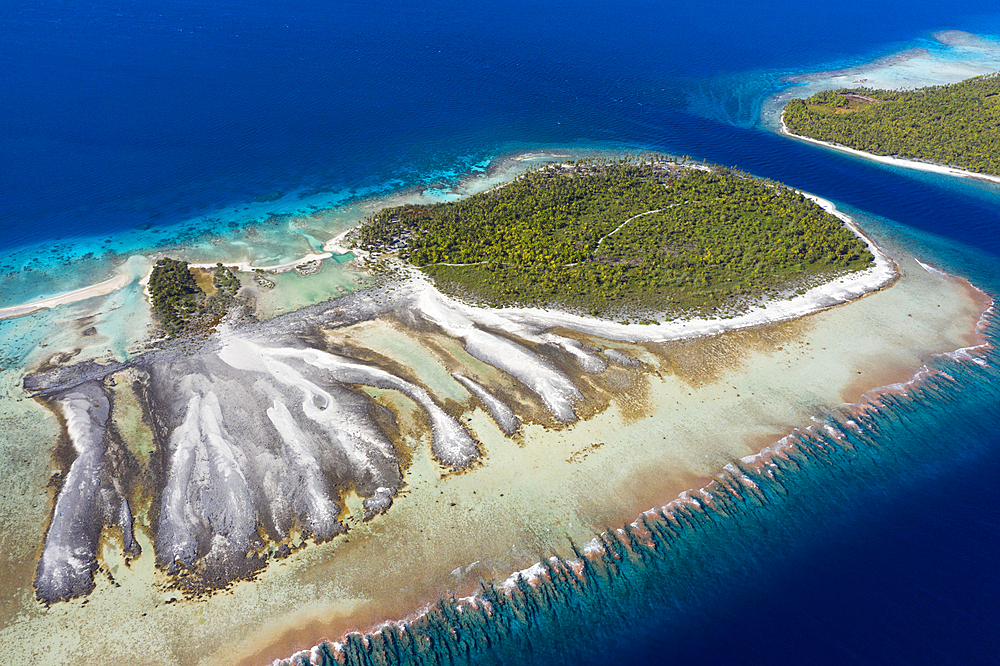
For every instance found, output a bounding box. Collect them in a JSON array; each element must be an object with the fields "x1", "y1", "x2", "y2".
[
  {"x1": 274, "y1": 310, "x2": 1000, "y2": 666},
  {"x1": 22, "y1": 181, "x2": 895, "y2": 604},
  {"x1": 6, "y1": 207, "x2": 988, "y2": 664}
]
